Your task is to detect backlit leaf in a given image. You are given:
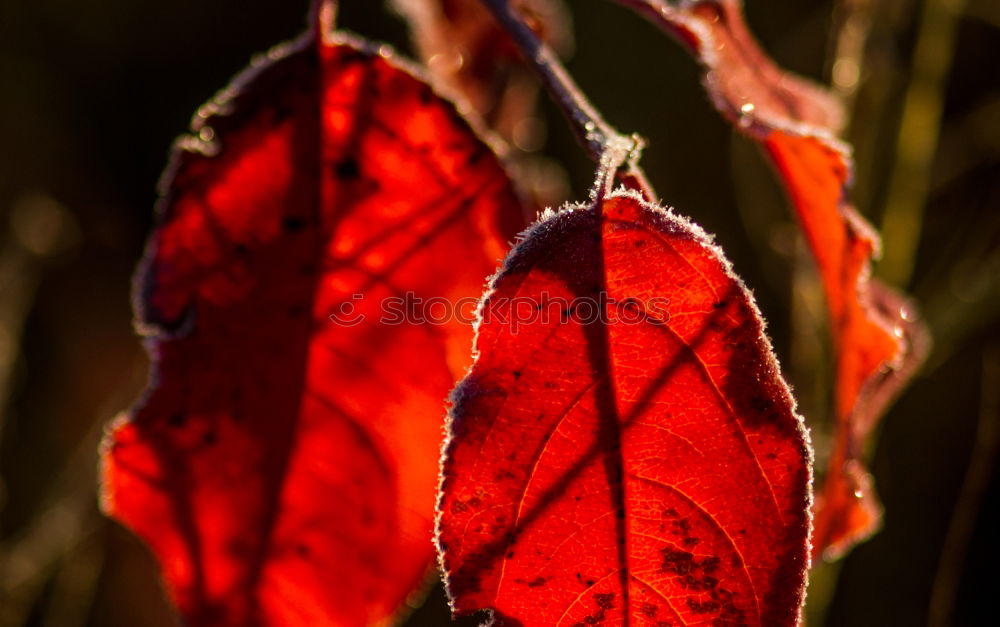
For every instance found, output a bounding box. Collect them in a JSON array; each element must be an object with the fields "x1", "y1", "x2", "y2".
[
  {"x1": 762, "y1": 133, "x2": 928, "y2": 558},
  {"x1": 438, "y1": 191, "x2": 811, "y2": 626},
  {"x1": 100, "y1": 8, "x2": 521, "y2": 625}
]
